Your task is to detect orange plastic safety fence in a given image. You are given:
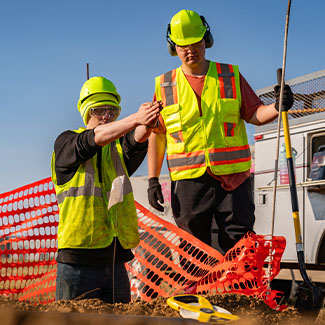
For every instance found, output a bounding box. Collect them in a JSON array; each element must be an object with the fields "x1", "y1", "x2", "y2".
[
  {"x1": 128, "y1": 203, "x2": 286, "y2": 310},
  {"x1": 184, "y1": 232, "x2": 287, "y2": 310},
  {"x1": 128, "y1": 202, "x2": 224, "y2": 301},
  {"x1": 0, "y1": 178, "x2": 286, "y2": 310},
  {"x1": 0, "y1": 177, "x2": 58, "y2": 303},
  {"x1": 17, "y1": 268, "x2": 57, "y2": 304}
]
